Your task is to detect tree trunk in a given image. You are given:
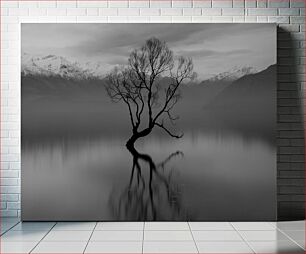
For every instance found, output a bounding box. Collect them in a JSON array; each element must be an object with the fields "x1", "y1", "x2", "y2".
[{"x1": 126, "y1": 127, "x2": 153, "y2": 150}]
